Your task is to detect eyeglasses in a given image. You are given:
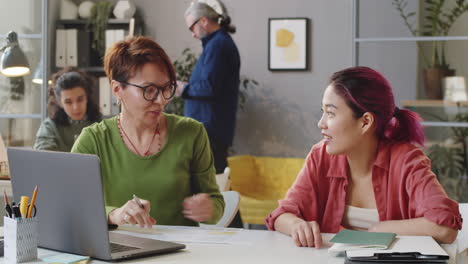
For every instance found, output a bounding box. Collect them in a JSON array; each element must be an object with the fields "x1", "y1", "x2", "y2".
[
  {"x1": 118, "y1": 80, "x2": 176, "y2": 101},
  {"x1": 189, "y1": 18, "x2": 201, "y2": 32}
]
